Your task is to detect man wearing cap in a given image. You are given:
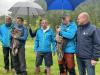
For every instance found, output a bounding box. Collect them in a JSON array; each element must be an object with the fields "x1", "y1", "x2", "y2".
[{"x1": 56, "y1": 15, "x2": 77, "y2": 75}]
